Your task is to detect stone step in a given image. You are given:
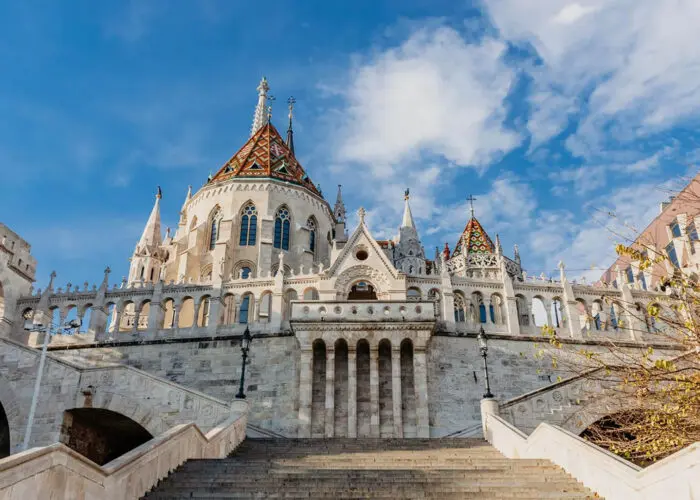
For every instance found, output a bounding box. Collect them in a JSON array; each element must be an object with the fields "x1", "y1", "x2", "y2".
[{"x1": 142, "y1": 439, "x2": 600, "y2": 499}]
